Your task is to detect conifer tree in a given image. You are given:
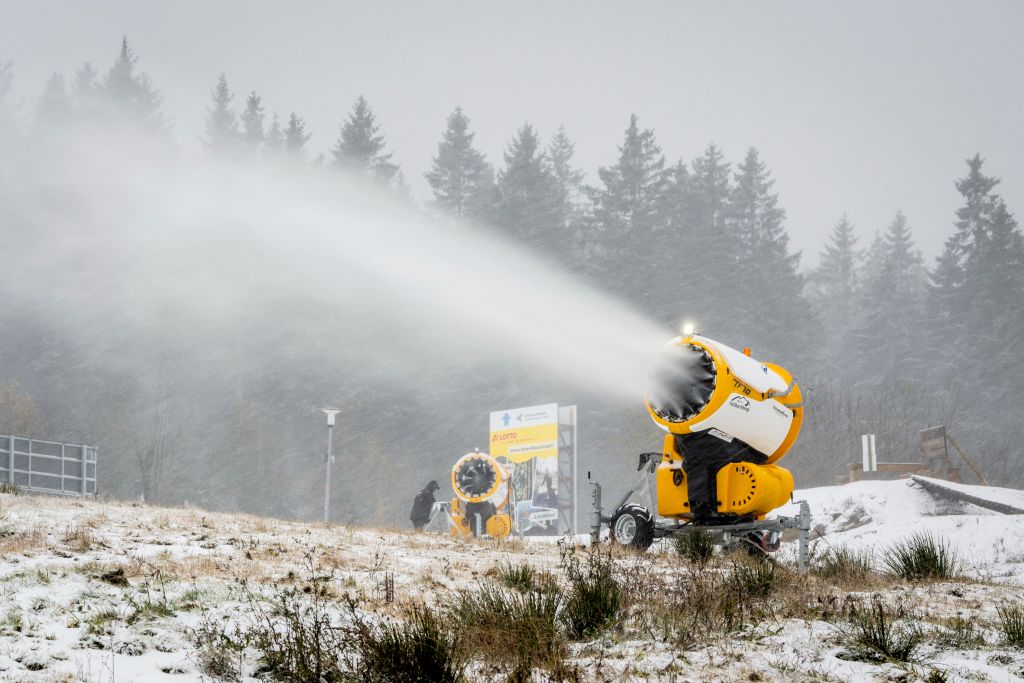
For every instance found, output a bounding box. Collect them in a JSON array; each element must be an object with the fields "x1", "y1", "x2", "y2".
[
  {"x1": 667, "y1": 143, "x2": 735, "y2": 332},
  {"x1": 331, "y1": 96, "x2": 397, "y2": 182},
  {"x1": 239, "y1": 91, "x2": 265, "y2": 153},
  {"x1": 689, "y1": 144, "x2": 732, "y2": 237},
  {"x1": 586, "y1": 114, "x2": 667, "y2": 308},
  {"x1": 34, "y1": 72, "x2": 72, "y2": 130},
  {"x1": 926, "y1": 155, "x2": 1005, "y2": 383},
  {"x1": 283, "y1": 112, "x2": 310, "y2": 162},
  {"x1": 72, "y1": 62, "x2": 101, "y2": 119},
  {"x1": 202, "y1": 73, "x2": 238, "y2": 154},
  {"x1": 851, "y1": 212, "x2": 927, "y2": 383},
  {"x1": 424, "y1": 107, "x2": 494, "y2": 220},
  {"x1": 548, "y1": 126, "x2": 585, "y2": 228},
  {"x1": 808, "y1": 215, "x2": 860, "y2": 361},
  {"x1": 495, "y1": 123, "x2": 560, "y2": 246},
  {"x1": 727, "y1": 148, "x2": 808, "y2": 356},
  {"x1": 967, "y1": 198, "x2": 1024, "y2": 389},
  {"x1": 101, "y1": 37, "x2": 164, "y2": 131},
  {"x1": 265, "y1": 112, "x2": 283, "y2": 156}
]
